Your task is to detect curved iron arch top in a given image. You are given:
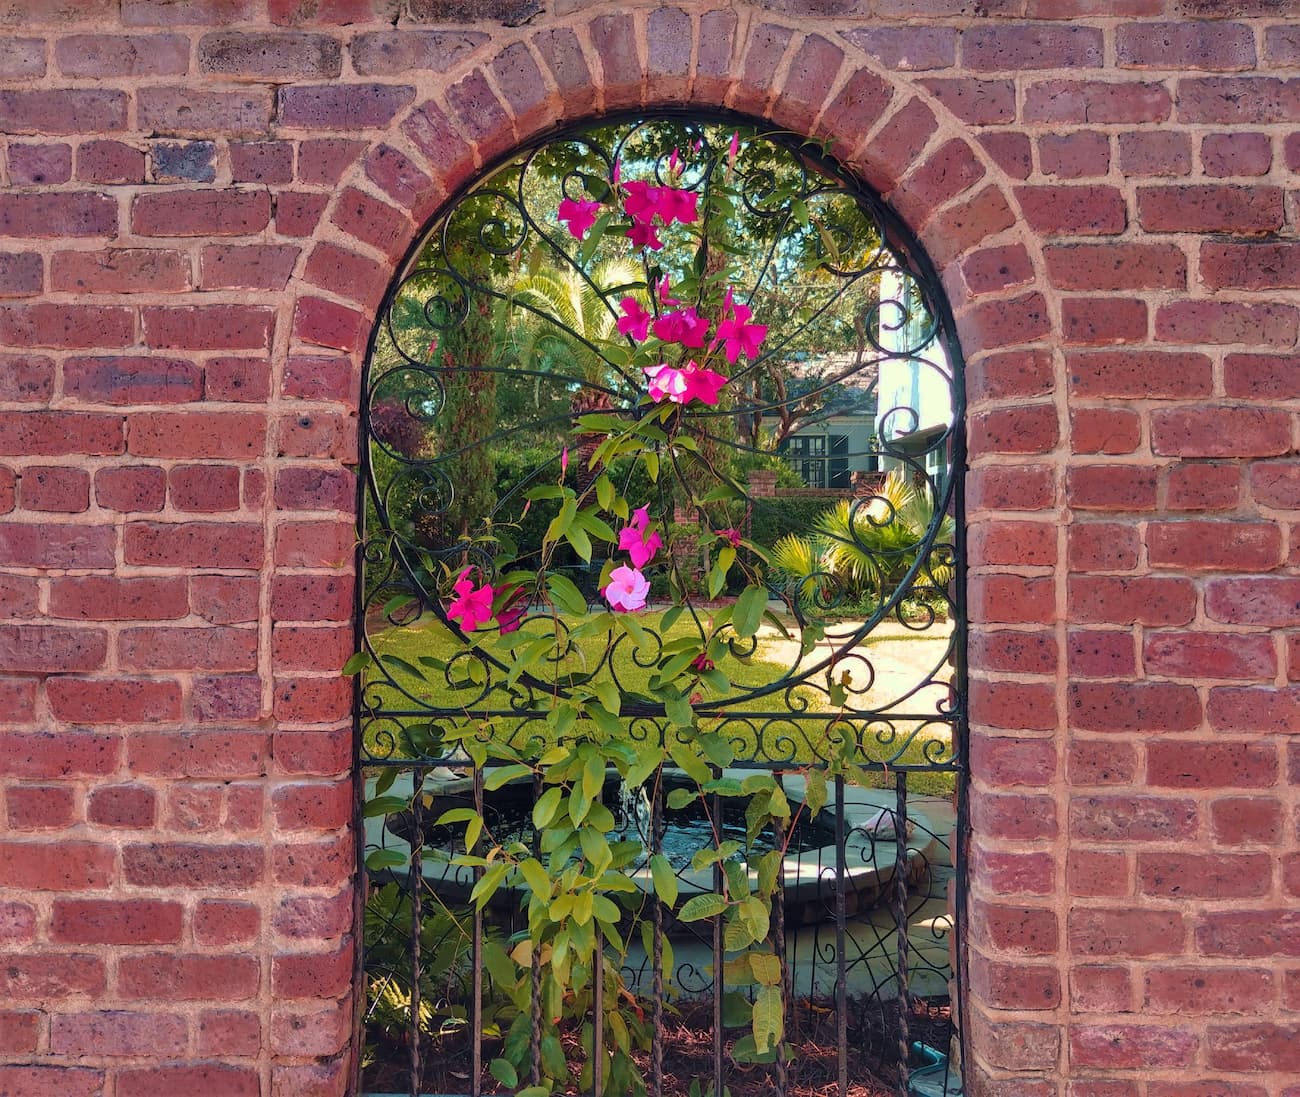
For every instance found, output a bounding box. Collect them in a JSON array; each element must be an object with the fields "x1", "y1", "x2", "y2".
[{"x1": 357, "y1": 111, "x2": 966, "y2": 772}]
